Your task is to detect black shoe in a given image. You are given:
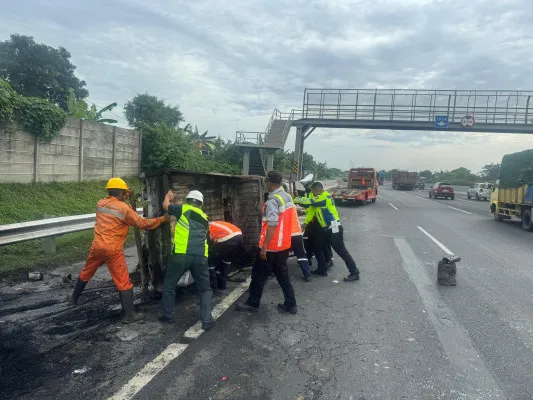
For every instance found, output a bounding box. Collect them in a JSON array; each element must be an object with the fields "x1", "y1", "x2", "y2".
[
  {"x1": 304, "y1": 276, "x2": 311, "y2": 283},
  {"x1": 311, "y1": 269, "x2": 327, "y2": 276},
  {"x1": 235, "y1": 302, "x2": 259, "y2": 312},
  {"x1": 344, "y1": 273, "x2": 360, "y2": 282},
  {"x1": 202, "y1": 320, "x2": 215, "y2": 330},
  {"x1": 158, "y1": 312, "x2": 174, "y2": 323},
  {"x1": 277, "y1": 303, "x2": 297, "y2": 314}
]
